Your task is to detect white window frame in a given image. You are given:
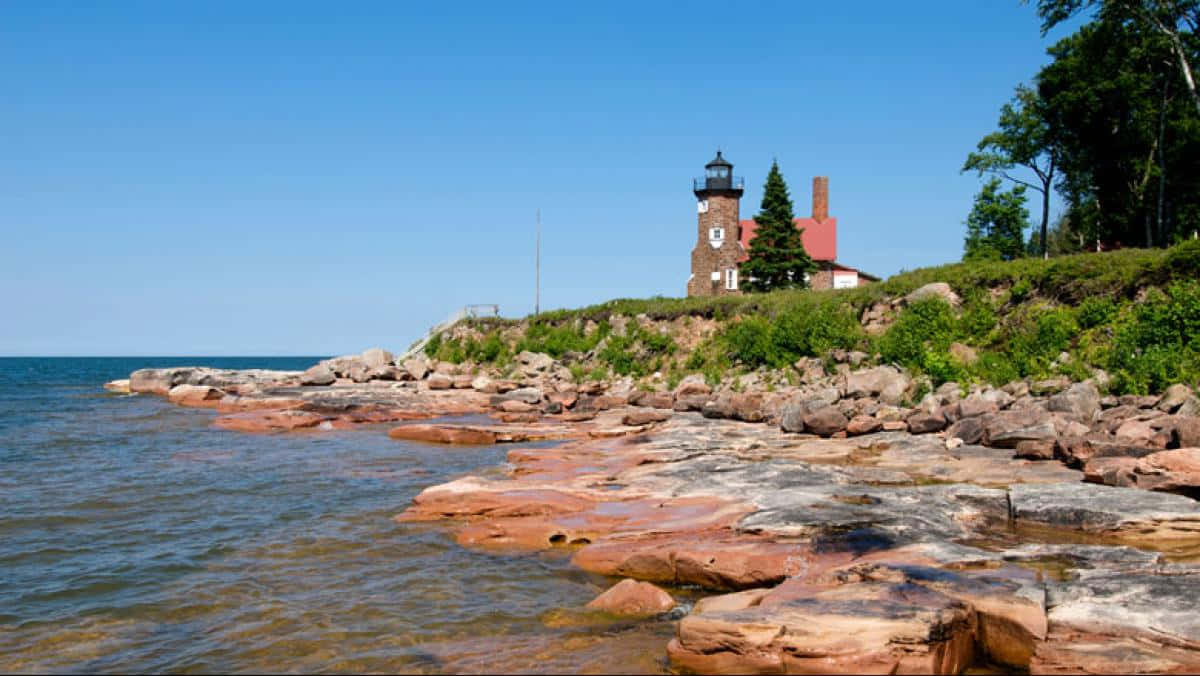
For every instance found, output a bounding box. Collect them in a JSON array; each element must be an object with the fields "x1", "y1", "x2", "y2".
[
  {"x1": 697, "y1": 199, "x2": 709, "y2": 213},
  {"x1": 725, "y1": 268, "x2": 738, "y2": 291},
  {"x1": 710, "y1": 227, "x2": 724, "y2": 241}
]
